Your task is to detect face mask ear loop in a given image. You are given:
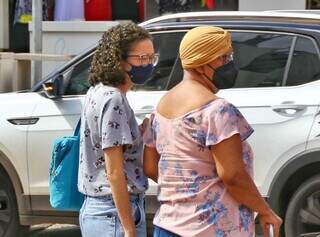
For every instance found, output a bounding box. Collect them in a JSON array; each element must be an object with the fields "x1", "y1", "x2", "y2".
[
  {"x1": 207, "y1": 64, "x2": 216, "y2": 73},
  {"x1": 202, "y1": 72, "x2": 212, "y2": 81},
  {"x1": 190, "y1": 68, "x2": 217, "y2": 94},
  {"x1": 204, "y1": 64, "x2": 216, "y2": 81},
  {"x1": 125, "y1": 61, "x2": 135, "y2": 79}
]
